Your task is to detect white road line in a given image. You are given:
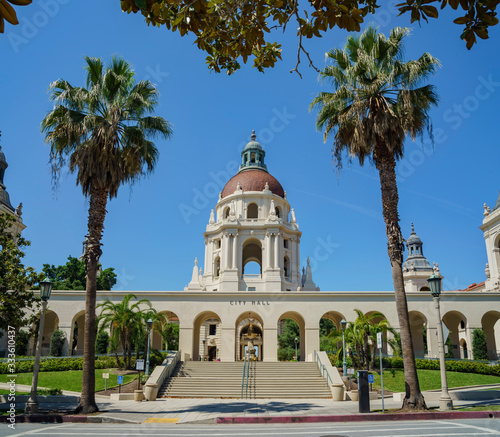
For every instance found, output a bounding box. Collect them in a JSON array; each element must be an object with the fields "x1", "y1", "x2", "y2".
[
  {"x1": 7, "y1": 423, "x2": 74, "y2": 437},
  {"x1": 15, "y1": 425, "x2": 455, "y2": 436},
  {"x1": 434, "y1": 419, "x2": 500, "y2": 435}
]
